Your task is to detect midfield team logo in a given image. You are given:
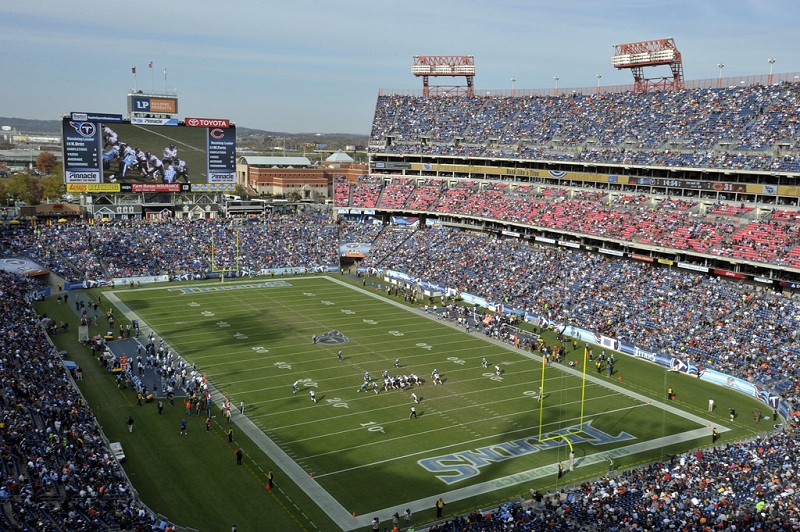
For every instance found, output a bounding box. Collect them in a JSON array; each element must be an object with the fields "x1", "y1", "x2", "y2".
[{"x1": 315, "y1": 330, "x2": 349, "y2": 345}]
